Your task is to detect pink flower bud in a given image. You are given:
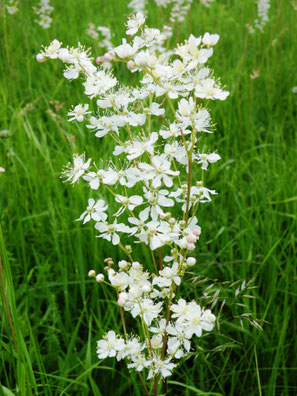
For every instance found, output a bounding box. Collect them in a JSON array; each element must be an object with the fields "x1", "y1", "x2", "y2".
[
  {"x1": 103, "y1": 51, "x2": 114, "y2": 62},
  {"x1": 96, "y1": 56, "x2": 102, "y2": 64},
  {"x1": 127, "y1": 60, "x2": 134, "y2": 70},
  {"x1": 36, "y1": 53, "x2": 45, "y2": 63},
  {"x1": 186, "y1": 234, "x2": 196, "y2": 243},
  {"x1": 118, "y1": 292, "x2": 128, "y2": 306},
  {"x1": 88, "y1": 269, "x2": 96, "y2": 277},
  {"x1": 193, "y1": 229, "x2": 201, "y2": 236}
]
